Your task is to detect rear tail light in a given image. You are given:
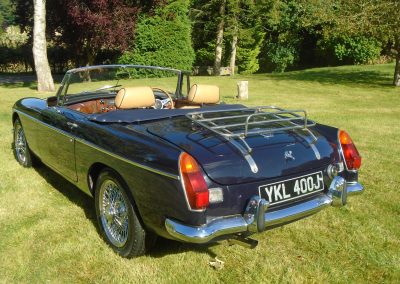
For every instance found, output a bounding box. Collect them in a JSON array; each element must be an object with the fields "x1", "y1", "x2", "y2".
[
  {"x1": 339, "y1": 130, "x2": 362, "y2": 170},
  {"x1": 179, "y1": 152, "x2": 209, "y2": 210}
]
